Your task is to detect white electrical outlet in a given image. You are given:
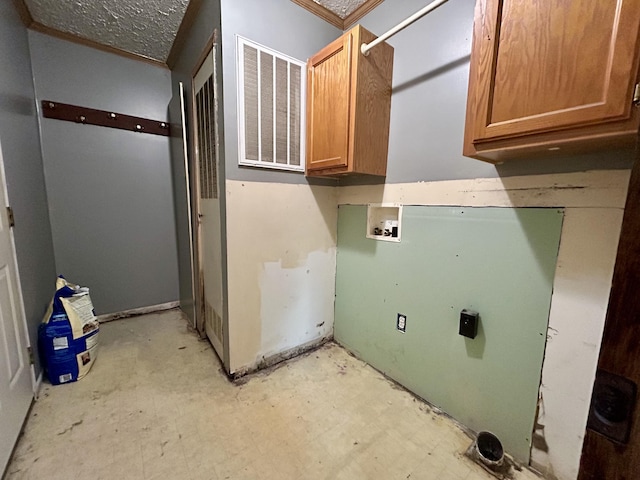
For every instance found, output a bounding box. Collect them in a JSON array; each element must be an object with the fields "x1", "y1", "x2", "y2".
[{"x1": 397, "y1": 314, "x2": 406, "y2": 333}]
